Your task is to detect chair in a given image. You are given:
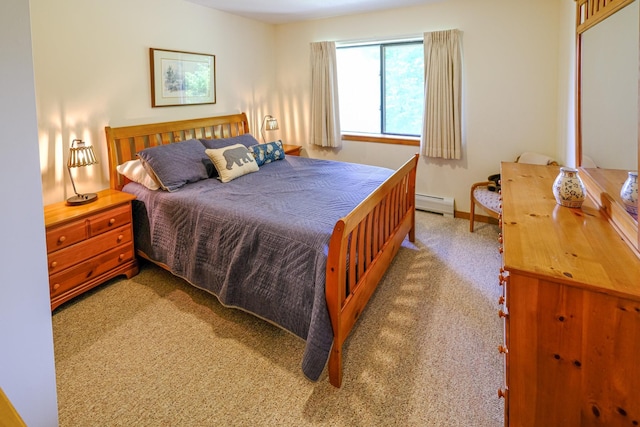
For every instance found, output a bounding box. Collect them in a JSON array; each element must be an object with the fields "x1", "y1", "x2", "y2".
[{"x1": 469, "y1": 152, "x2": 558, "y2": 232}]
